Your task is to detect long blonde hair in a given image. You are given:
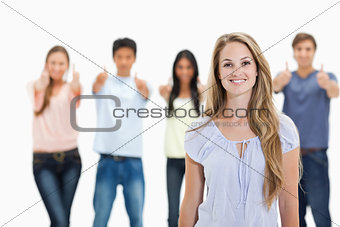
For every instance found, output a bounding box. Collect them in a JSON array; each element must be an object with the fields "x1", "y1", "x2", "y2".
[{"x1": 192, "y1": 32, "x2": 283, "y2": 209}]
